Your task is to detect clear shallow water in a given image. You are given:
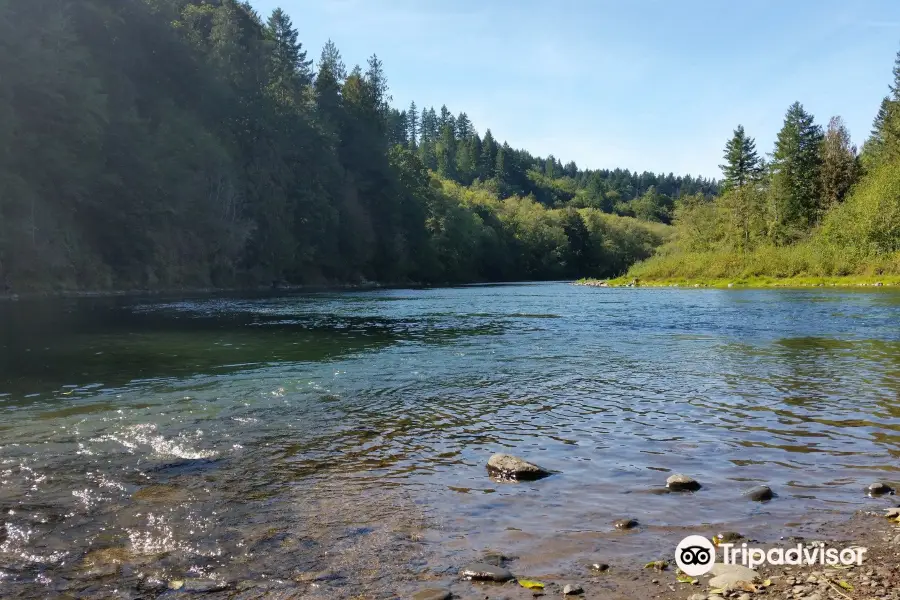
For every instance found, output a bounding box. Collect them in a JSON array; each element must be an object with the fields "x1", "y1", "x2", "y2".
[{"x1": 2, "y1": 283, "x2": 900, "y2": 597}]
